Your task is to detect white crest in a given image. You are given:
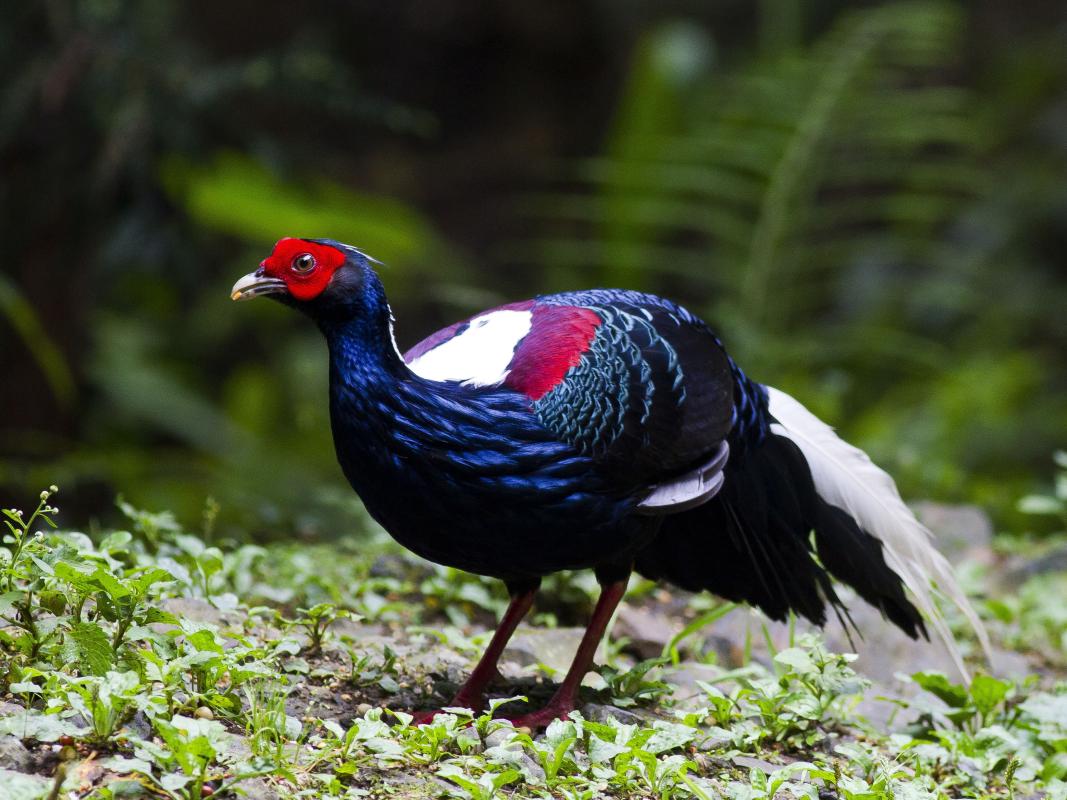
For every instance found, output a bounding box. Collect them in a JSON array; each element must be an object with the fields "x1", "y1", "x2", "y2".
[
  {"x1": 766, "y1": 386, "x2": 992, "y2": 681},
  {"x1": 407, "y1": 309, "x2": 533, "y2": 387}
]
